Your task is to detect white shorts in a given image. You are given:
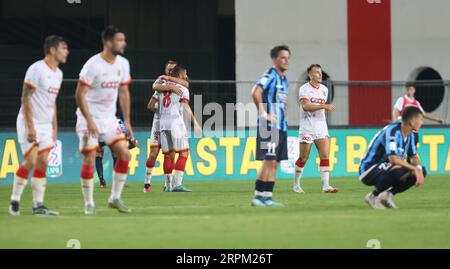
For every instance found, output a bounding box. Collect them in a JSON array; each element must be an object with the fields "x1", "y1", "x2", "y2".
[
  {"x1": 160, "y1": 129, "x2": 189, "y2": 154},
  {"x1": 17, "y1": 117, "x2": 54, "y2": 158},
  {"x1": 150, "y1": 117, "x2": 160, "y2": 148},
  {"x1": 299, "y1": 132, "x2": 330, "y2": 144},
  {"x1": 76, "y1": 116, "x2": 126, "y2": 154}
]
